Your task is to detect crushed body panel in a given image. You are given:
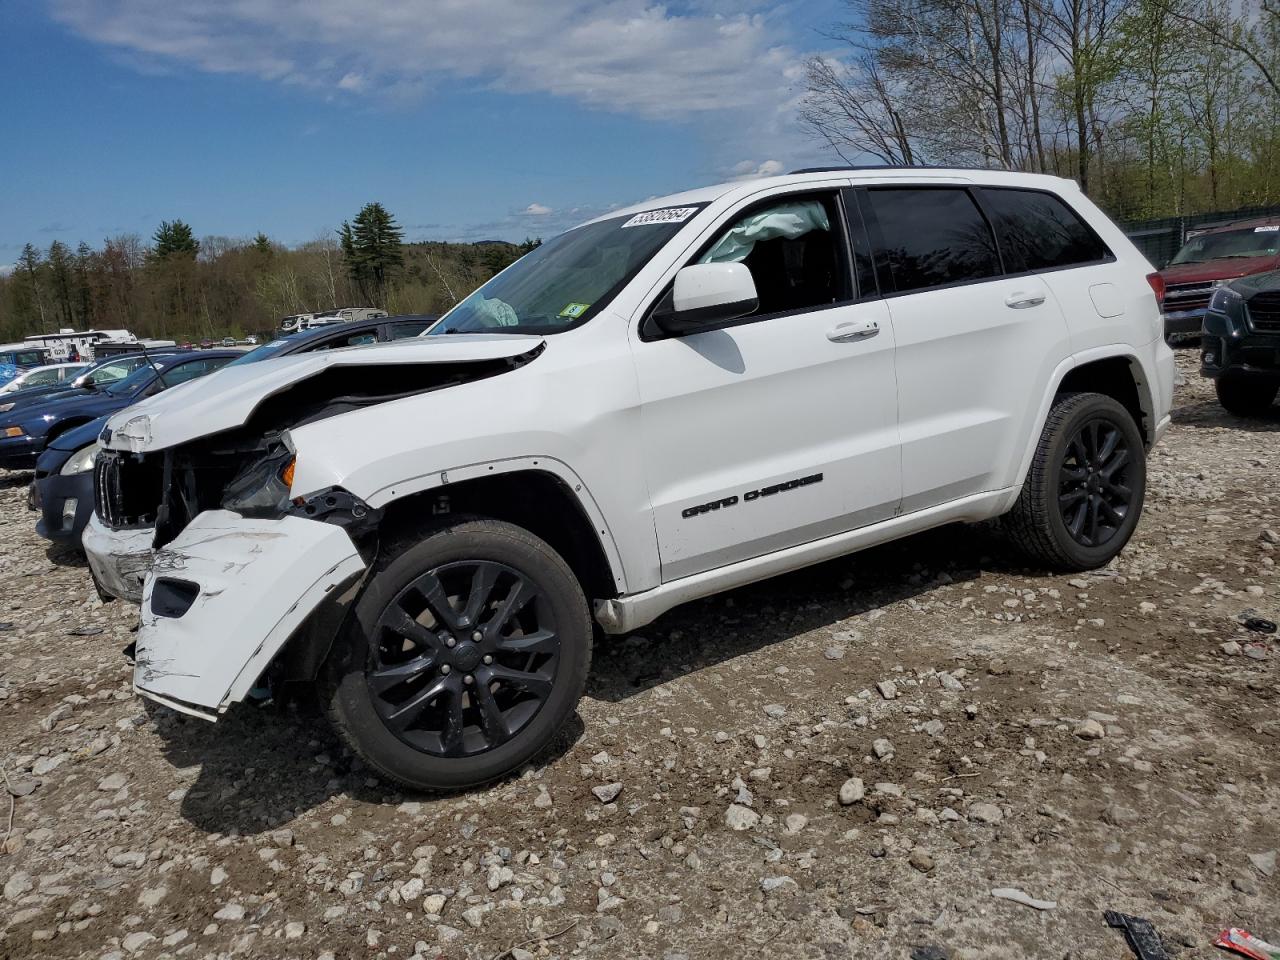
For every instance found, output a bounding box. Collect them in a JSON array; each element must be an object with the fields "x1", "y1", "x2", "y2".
[
  {"x1": 82, "y1": 513, "x2": 154, "y2": 603},
  {"x1": 134, "y1": 510, "x2": 365, "y2": 712}
]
